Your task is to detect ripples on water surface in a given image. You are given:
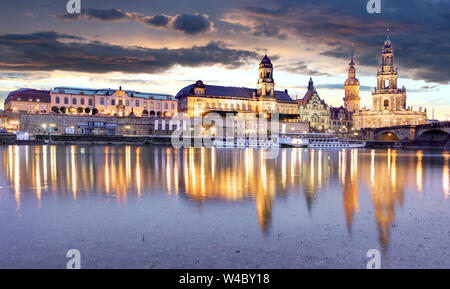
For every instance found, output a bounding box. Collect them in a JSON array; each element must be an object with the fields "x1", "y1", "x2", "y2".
[{"x1": 0, "y1": 145, "x2": 448, "y2": 268}]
